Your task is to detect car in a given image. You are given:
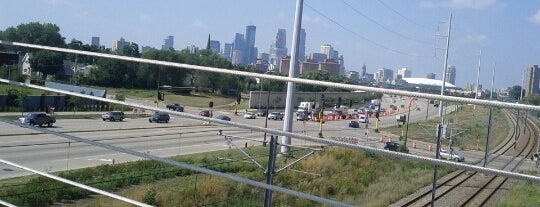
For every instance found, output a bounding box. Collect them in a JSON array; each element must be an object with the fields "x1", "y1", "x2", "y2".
[
  {"x1": 166, "y1": 103, "x2": 184, "y2": 112},
  {"x1": 101, "y1": 111, "x2": 125, "y2": 121},
  {"x1": 359, "y1": 114, "x2": 369, "y2": 123},
  {"x1": 296, "y1": 112, "x2": 311, "y2": 121},
  {"x1": 348, "y1": 121, "x2": 359, "y2": 128},
  {"x1": 439, "y1": 149, "x2": 465, "y2": 162},
  {"x1": 267, "y1": 112, "x2": 284, "y2": 120},
  {"x1": 19, "y1": 112, "x2": 56, "y2": 127},
  {"x1": 215, "y1": 115, "x2": 231, "y2": 121},
  {"x1": 383, "y1": 141, "x2": 409, "y2": 153},
  {"x1": 243, "y1": 112, "x2": 256, "y2": 119},
  {"x1": 198, "y1": 110, "x2": 210, "y2": 117},
  {"x1": 257, "y1": 109, "x2": 268, "y2": 117},
  {"x1": 149, "y1": 112, "x2": 170, "y2": 123}
]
